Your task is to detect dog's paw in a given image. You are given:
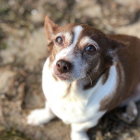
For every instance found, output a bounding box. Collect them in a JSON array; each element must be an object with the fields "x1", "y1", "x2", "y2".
[
  {"x1": 27, "y1": 109, "x2": 51, "y2": 125},
  {"x1": 119, "y1": 101, "x2": 138, "y2": 123}
]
